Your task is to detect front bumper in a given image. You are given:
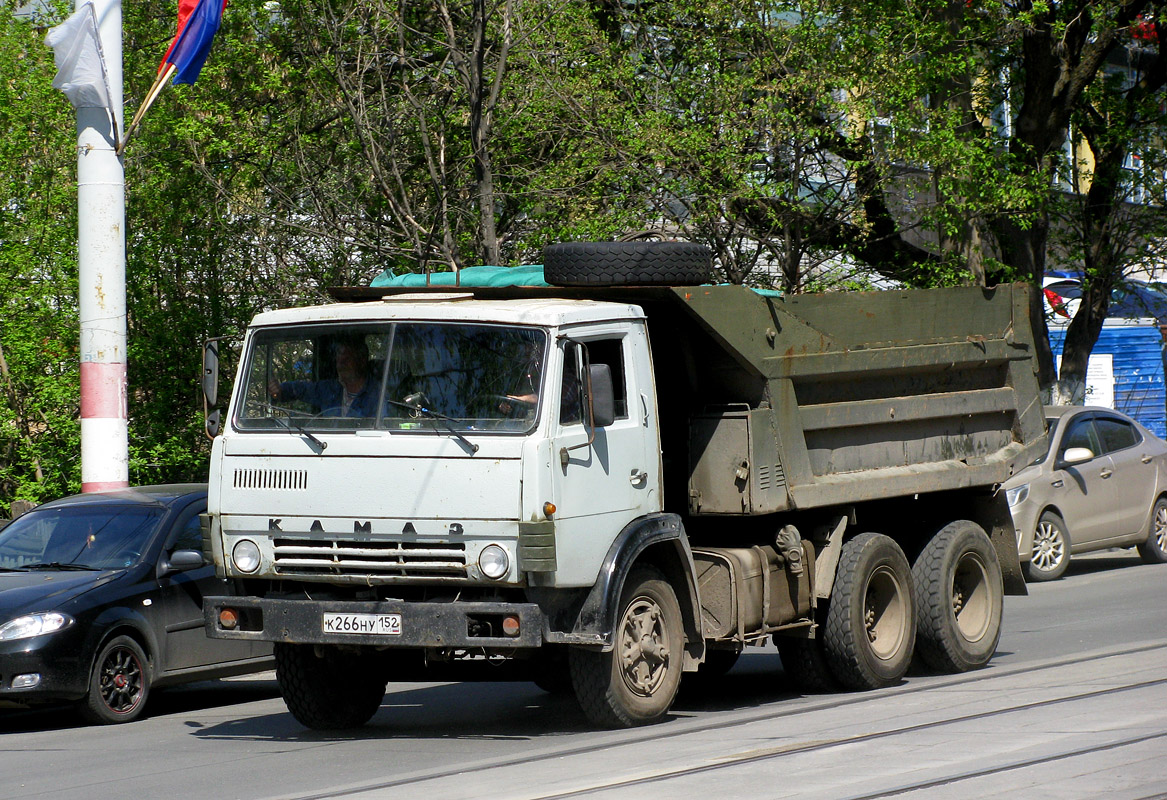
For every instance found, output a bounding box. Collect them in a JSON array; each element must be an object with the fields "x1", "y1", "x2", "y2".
[
  {"x1": 204, "y1": 595, "x2": 546, "y2": 649},
  {"x1": 0, "y1": 629, "x2": 90, "y2": 704}
]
